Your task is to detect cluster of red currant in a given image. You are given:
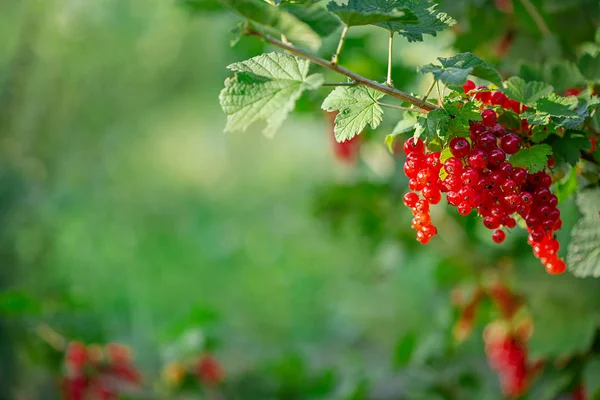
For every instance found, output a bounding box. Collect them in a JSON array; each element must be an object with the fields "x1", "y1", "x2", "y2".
[
  {"x1": 63, "y1": 341, "x2": 141, "y2": 400},
  {"x1": 402, "y1": 80, "x2": 566, "y2": 274},
  {"x1": 162, "y1": 353, "x2": 225, "y2": 390},
  {"x1": 402, "y1": 138, "x2": 441, "y2": 244},
  {"x1": 484, "y1": 322, "x2": 530, "y2": 398}
]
